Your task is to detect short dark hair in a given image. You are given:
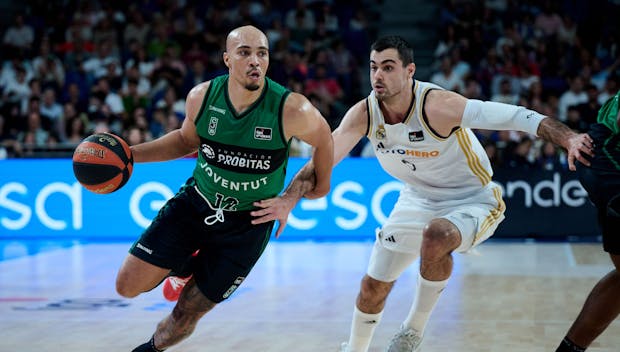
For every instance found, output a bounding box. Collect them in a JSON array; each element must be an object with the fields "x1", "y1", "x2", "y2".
[{"x1": 370, "y1": 36, "x2": 414, "y2": 66}]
